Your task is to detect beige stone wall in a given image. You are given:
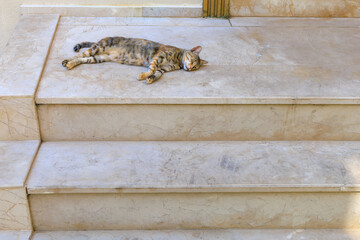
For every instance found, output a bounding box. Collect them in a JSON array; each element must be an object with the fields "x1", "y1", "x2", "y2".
[
  {"x1": 0, "y1": 0, "x2": 202, "y2": 52},
  {"x1": 230, "y1": 0, "x2": 360, "y2": 17}
]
